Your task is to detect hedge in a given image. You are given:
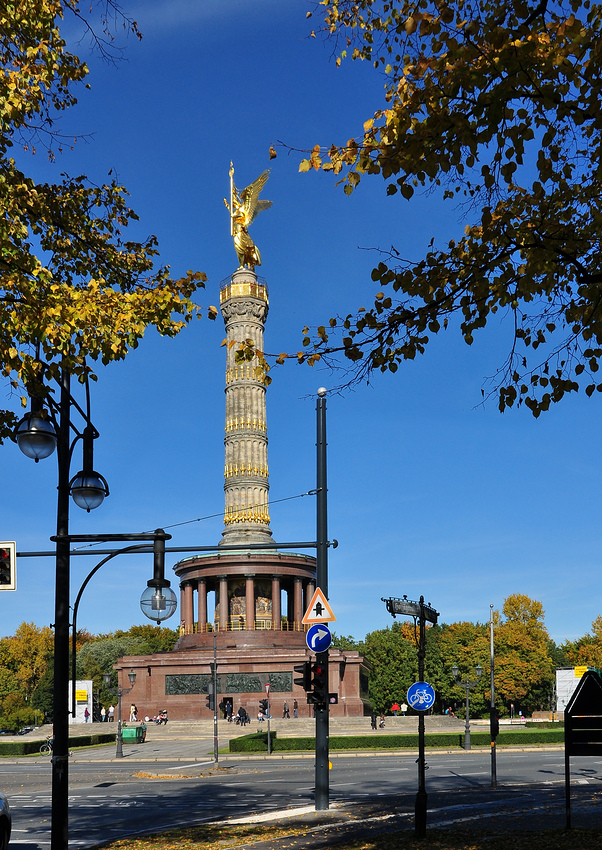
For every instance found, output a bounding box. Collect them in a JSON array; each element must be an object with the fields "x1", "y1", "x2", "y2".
[
  {"x1": 0, "y1": 732, "x2": 116, "y2": 757},
  {"x1": 229, "y1": 728, "x2": 565, "y2": 753}
]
